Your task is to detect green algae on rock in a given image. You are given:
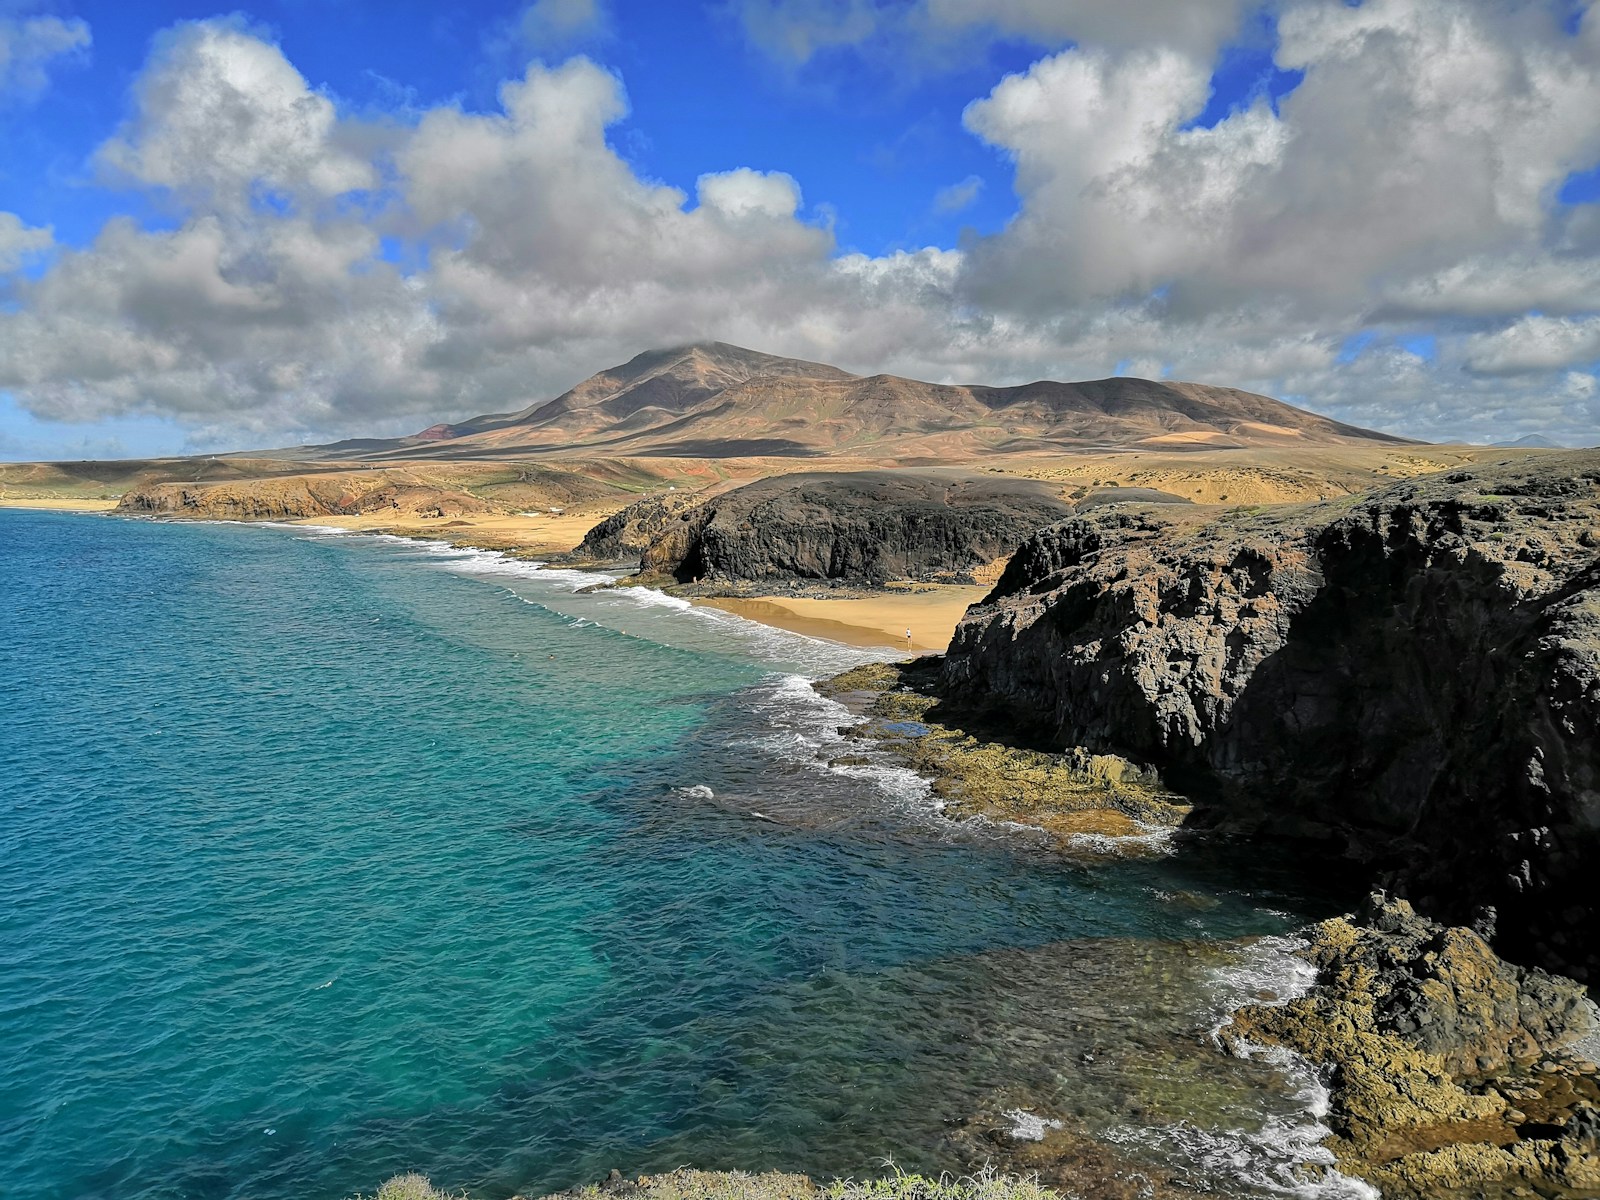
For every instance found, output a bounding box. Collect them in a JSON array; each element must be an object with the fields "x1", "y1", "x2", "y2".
[
  {"x1": 1226, "y1": 895, "x2": 1600, "y2": 1199},
  {"x1": 815, "y1": 660, "x2": 1190, "y2": 855}
]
